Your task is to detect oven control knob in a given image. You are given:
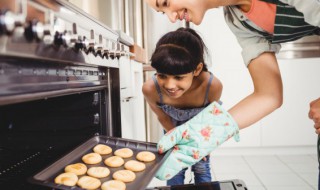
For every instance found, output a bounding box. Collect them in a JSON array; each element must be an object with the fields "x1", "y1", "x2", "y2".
[
  {"x1": 0, "y1": 10, "x2": 15, "y2": 35},
  {"x1": 63, "y1": 30, "x2": 72, "y2": 47},
  {"x1": 109, "y1": 41, "x2": 117, "y2": 59},
  {"x1": 95, "y1": 34, "x2": 103, "y2": 57},
  {"x1": 42, "y1": 24, "x2": 54, "y2": 45},
  {"x1": 24, "y1": 20, "x2": 44, "y2": 42},
  {"x1": 74, "y1": 36, "x2": 84, "y2": 50},
  {"x1": 102, "y1": 39, "x2": 111, "y2": 59},
  {"x1": 85, "y1": 29, "x2": 95, "y2": 54},
  {"x1": 115, "y1": 42, "x2": 121, "y2": 59},
  {"x1": 53, "y1": 31, "x2": 64, "y2": 46}
]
